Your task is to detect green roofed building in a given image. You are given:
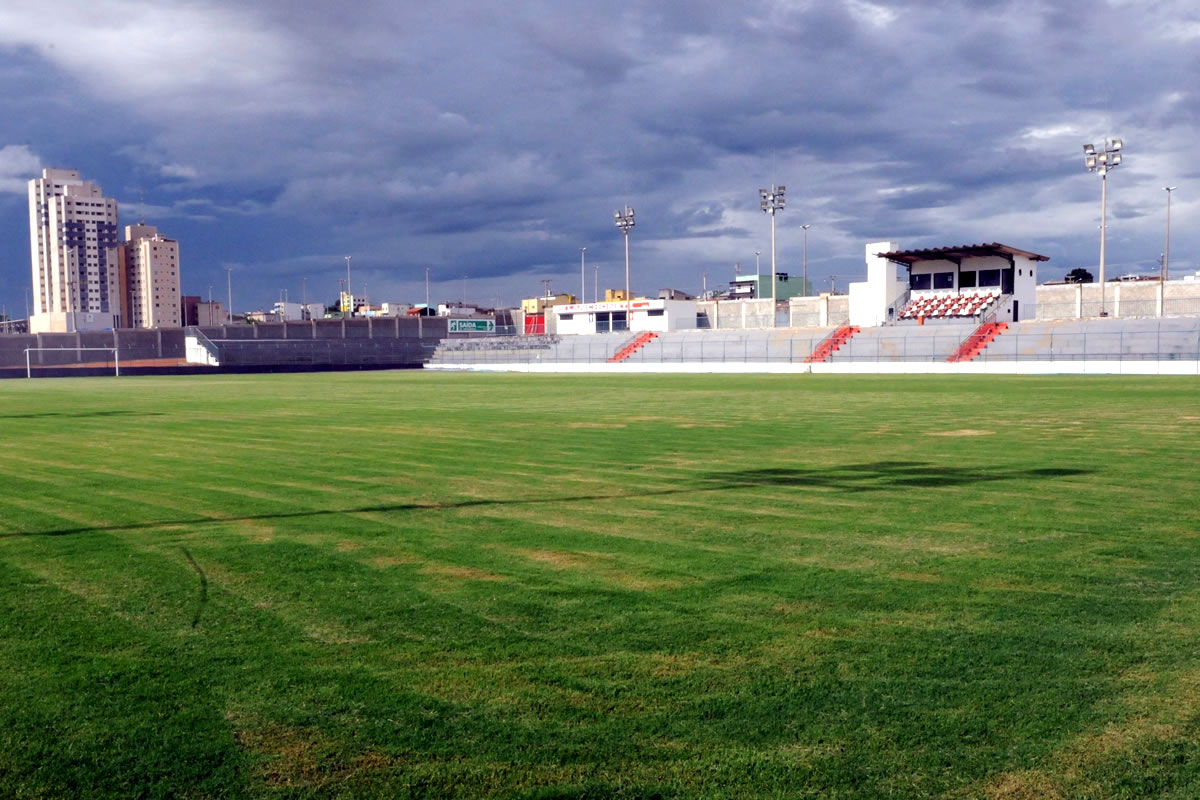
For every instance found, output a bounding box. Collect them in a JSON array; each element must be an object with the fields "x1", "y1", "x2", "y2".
[{"x1": 728, "y1": 272, "x2": 809, "y2": 301}]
